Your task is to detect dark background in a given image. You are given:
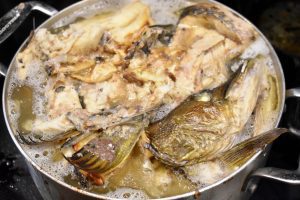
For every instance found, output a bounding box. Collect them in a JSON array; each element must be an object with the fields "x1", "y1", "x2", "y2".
[{"x1": 0, "y1": 0, "x2": 300, "y2": 200}]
